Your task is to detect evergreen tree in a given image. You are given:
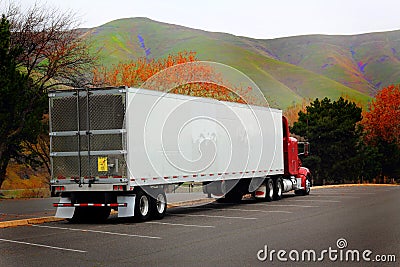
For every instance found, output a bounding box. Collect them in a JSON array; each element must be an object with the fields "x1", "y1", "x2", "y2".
[
  {"x1": 0, "y1": 15, "x2": 47, "y2": 187},
  {"x1": 291, "y1": 97, "x2": 362, "y2": 184}
]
